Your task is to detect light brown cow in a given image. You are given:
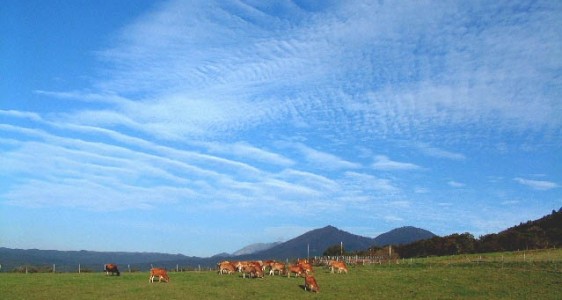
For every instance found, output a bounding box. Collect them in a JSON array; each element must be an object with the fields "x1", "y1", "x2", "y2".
[
  {"x1": 241, "y1": 265, "x2": 264, "y2": 278},
  {"x1": 217, "y1": 261, "x2": 236, "y2": 275},
  {"x1": 269, "y1": 262, "x2": 286, "y2": 276},
  {"x1": 287, "y1": 264, "x2": 305, "y2": 278},
  {"x1": 149, "y1": 268, "x2": 170, "y2": 283},
  {"x1": 329, "y1": 260, "x2": 348, "y2": 274},
  {"x1": 304, "y1": 274, "x2": 319, "y2": 293},
  {"x1": 299, "y1": 262, "x2": 313, "y2": 274},
  {"x1": 262, "y1": 260, "x2": 276, "y2": 272}
]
